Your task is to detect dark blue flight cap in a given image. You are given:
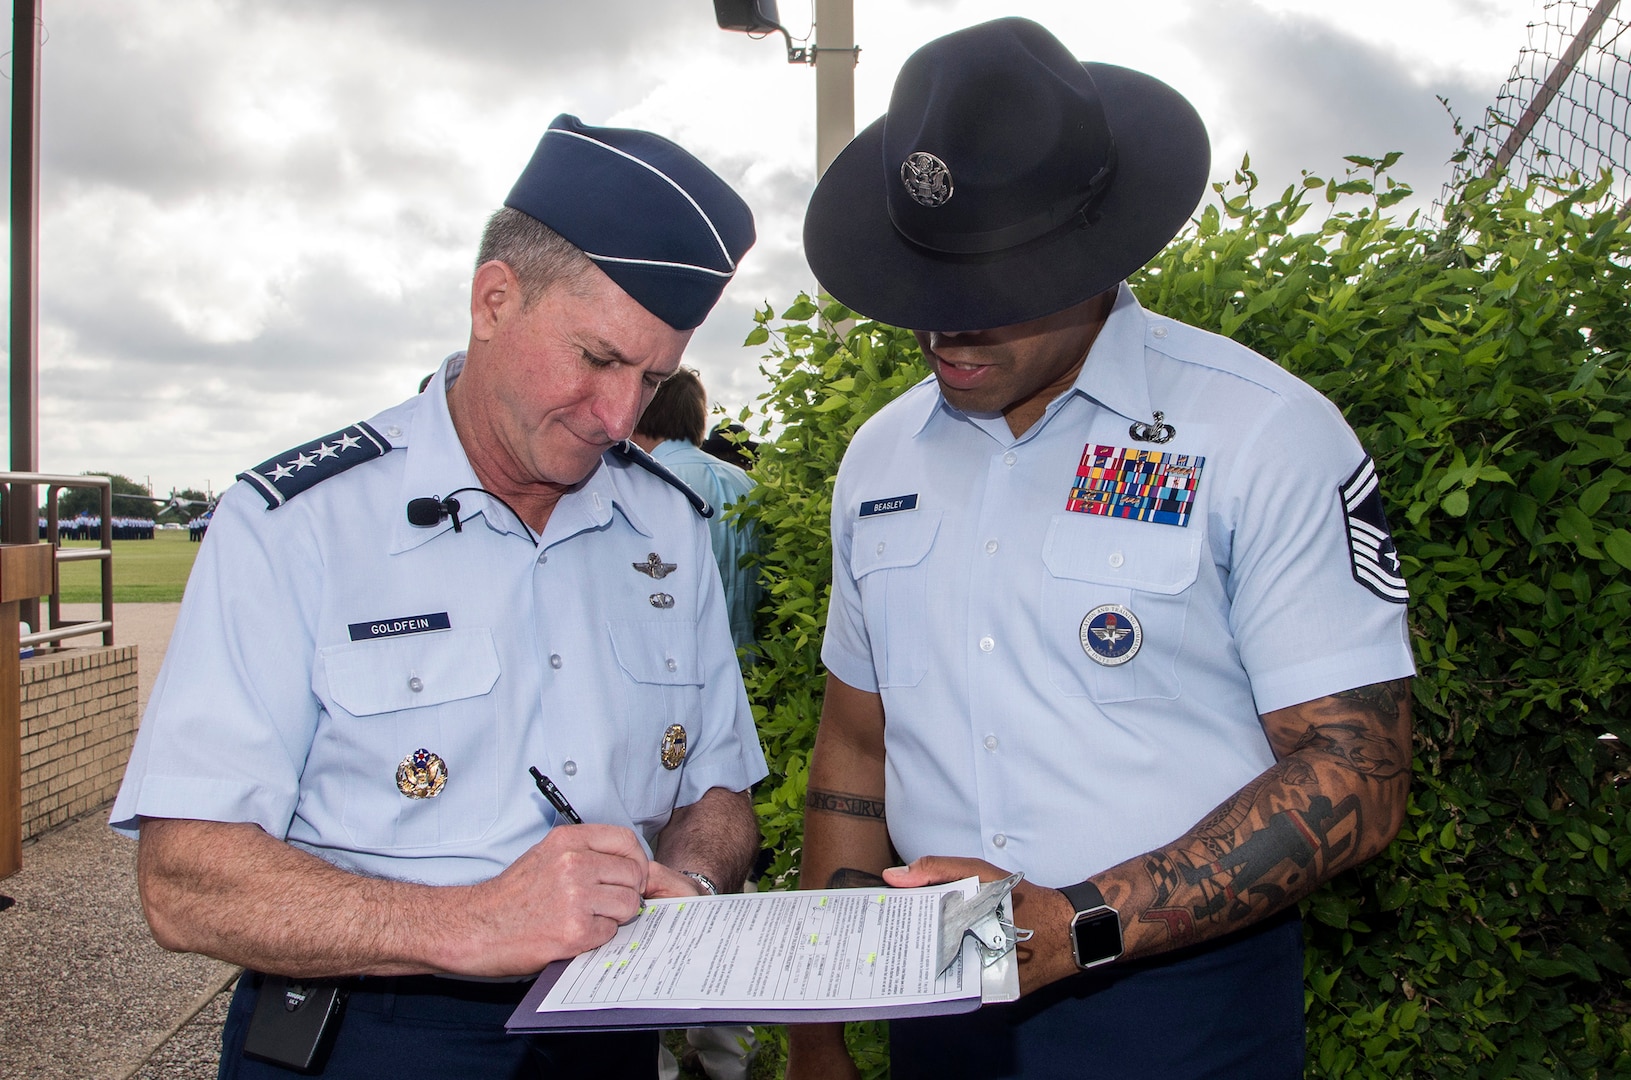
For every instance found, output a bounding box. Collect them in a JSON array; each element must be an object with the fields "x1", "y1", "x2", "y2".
[{"x1": 504, "y1": 114, "x2": 756, "y2": 331}]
